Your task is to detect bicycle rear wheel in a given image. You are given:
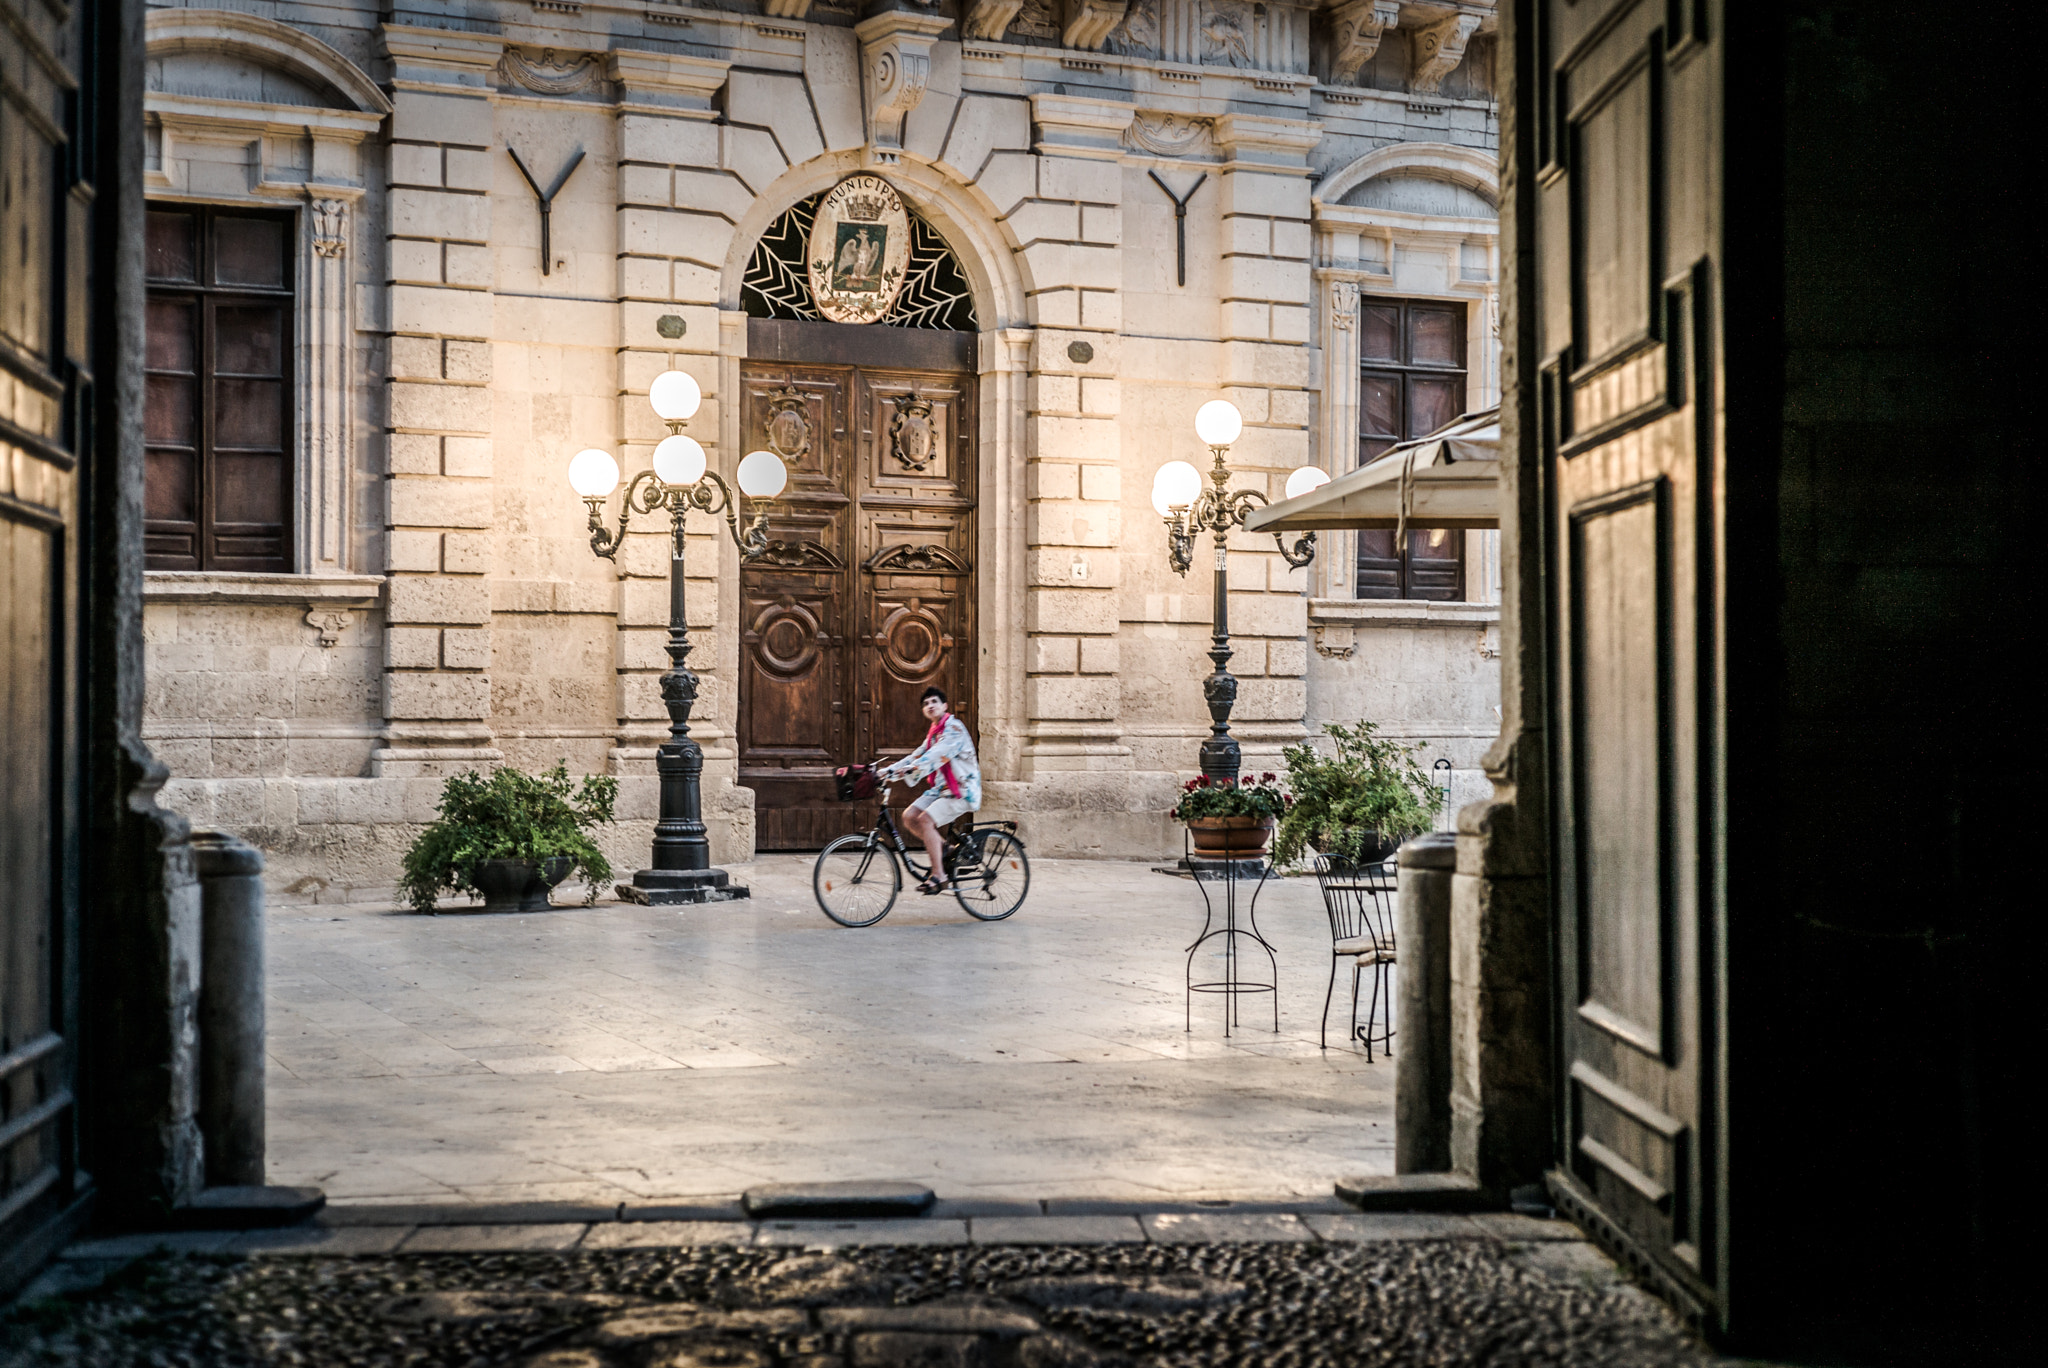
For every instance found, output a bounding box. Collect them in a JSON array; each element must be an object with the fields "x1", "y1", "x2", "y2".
[
  {"x1": 815, "y1": 835, "x2": 900, "y2": 927},
  {"x1": 953, "y1": 830, "x2": 1030, "y2": 921}
]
